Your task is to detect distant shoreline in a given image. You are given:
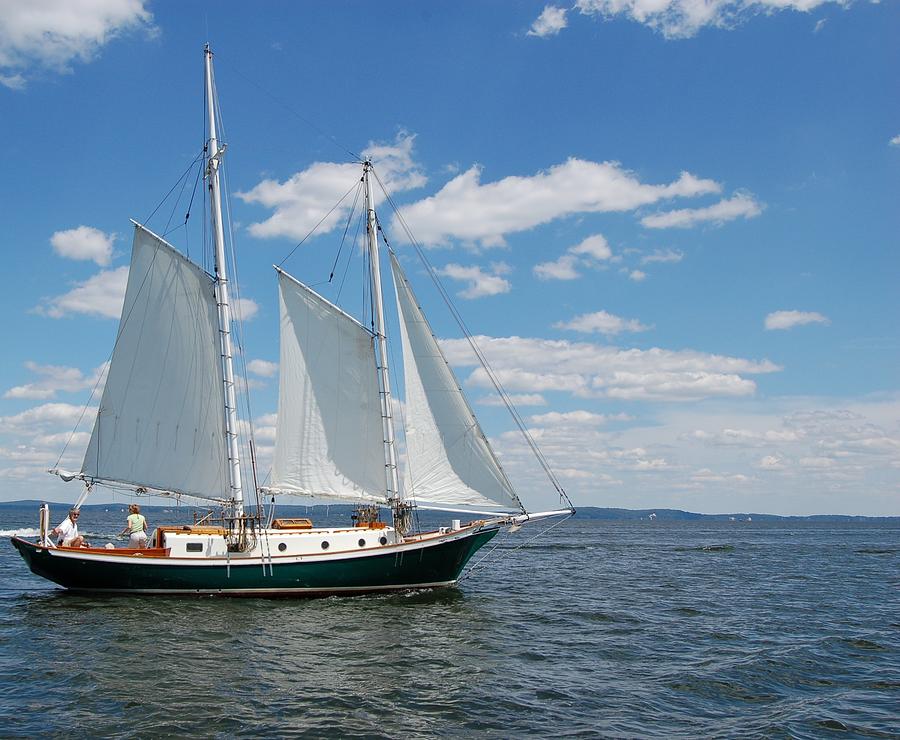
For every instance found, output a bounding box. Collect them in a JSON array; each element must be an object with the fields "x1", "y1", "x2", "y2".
[{"x1": 1, "y1": 500, "x2": 897, "y2": 522}]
